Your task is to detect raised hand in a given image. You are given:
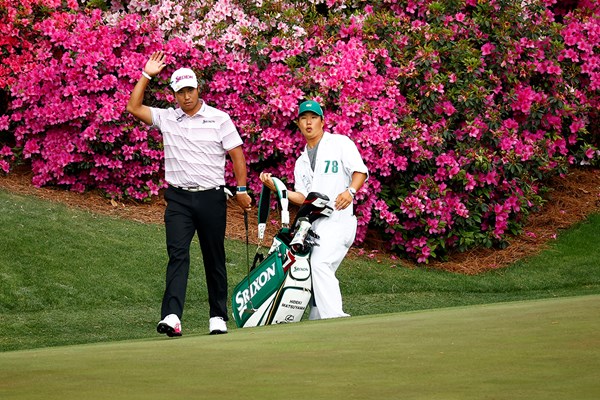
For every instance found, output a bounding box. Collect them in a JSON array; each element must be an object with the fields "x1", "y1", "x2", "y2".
[{"x1": 144, "y1": 51, "x2": 166, "y2": 78}]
